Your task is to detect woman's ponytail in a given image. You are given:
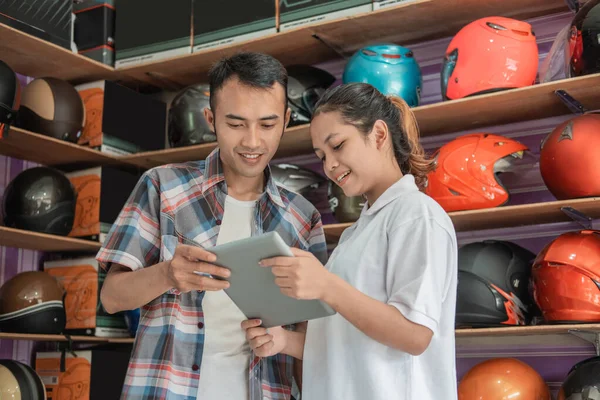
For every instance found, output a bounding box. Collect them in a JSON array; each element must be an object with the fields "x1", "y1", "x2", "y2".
[{"x1": 387, "y1": 96, "x2": 436, "y2": 191}]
